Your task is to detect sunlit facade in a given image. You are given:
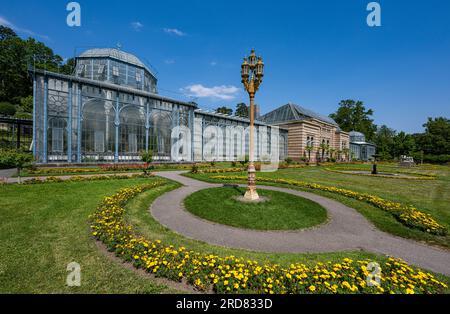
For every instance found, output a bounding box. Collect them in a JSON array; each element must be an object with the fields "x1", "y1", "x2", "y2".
[
  {"x1": 32, "y1": 48, "x2": 287, "y2": 164},
  {"x1": 260, "y1": 103, "x2": 350, "y2": 162}
]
